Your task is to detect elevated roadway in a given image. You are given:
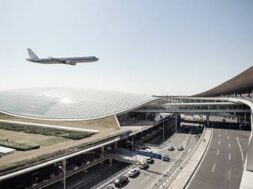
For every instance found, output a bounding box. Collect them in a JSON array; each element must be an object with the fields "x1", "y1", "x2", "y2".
[{"x1": 188, "y1": 127, "x2": 250, "y2": 189}]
